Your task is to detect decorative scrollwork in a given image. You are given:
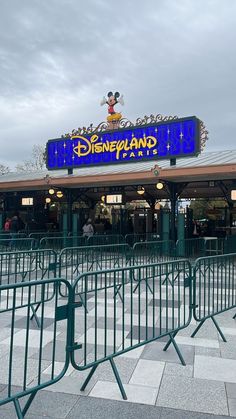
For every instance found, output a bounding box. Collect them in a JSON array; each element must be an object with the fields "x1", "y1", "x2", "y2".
[
  {"x1": 199, "y1": 120, "x2": 209, "y2": 151},
  {"x1": 61, "y1": 114, "x2": 208, "y2": 154},
  {"x1": 61, "y1": 113, "x2": 179, "y2": 138}
]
